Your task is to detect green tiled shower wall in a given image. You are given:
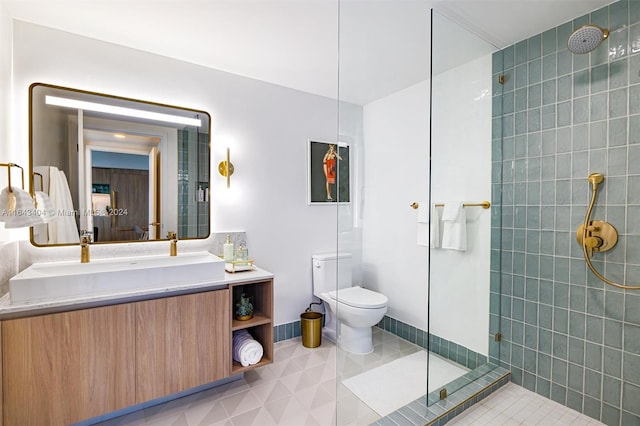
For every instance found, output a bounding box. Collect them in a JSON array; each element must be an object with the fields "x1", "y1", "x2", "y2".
[
  {"x1": 491, "y1": 1, "x2": 640, "y2": 425},
  {"x1": 178, "y1": 129, "x2": 210, "y2": 238}
]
